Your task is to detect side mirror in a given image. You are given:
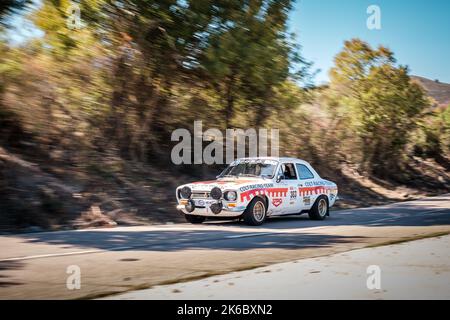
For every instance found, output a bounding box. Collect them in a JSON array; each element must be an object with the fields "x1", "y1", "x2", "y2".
[{"x1": 276, "y1": 174, "x2": 284, "y2": 183}]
